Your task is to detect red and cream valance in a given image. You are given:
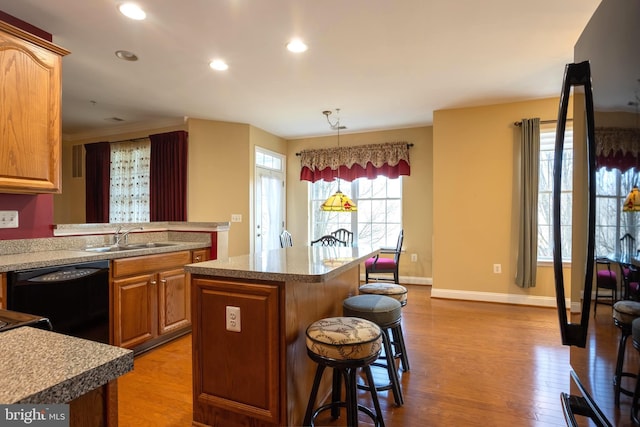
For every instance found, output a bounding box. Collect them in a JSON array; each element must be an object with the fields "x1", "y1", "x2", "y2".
[
  {"x1": 596, "y1": 127, "x2": 640, "y2": 172},
  {"x1": 299, "y1": 142, "x2": 411, "y2": 182}
]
